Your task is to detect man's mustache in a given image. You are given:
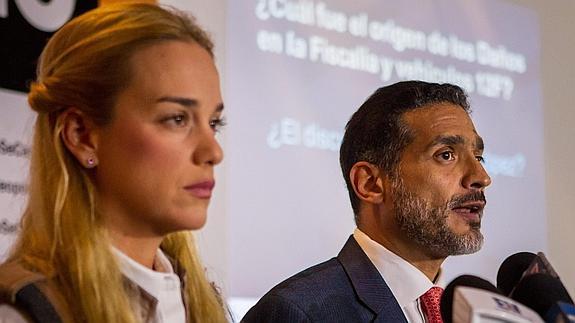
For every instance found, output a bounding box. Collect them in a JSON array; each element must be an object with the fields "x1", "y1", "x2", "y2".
[{"x1": 449, "y1": 191, "x2": 486, "y2": 208}]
